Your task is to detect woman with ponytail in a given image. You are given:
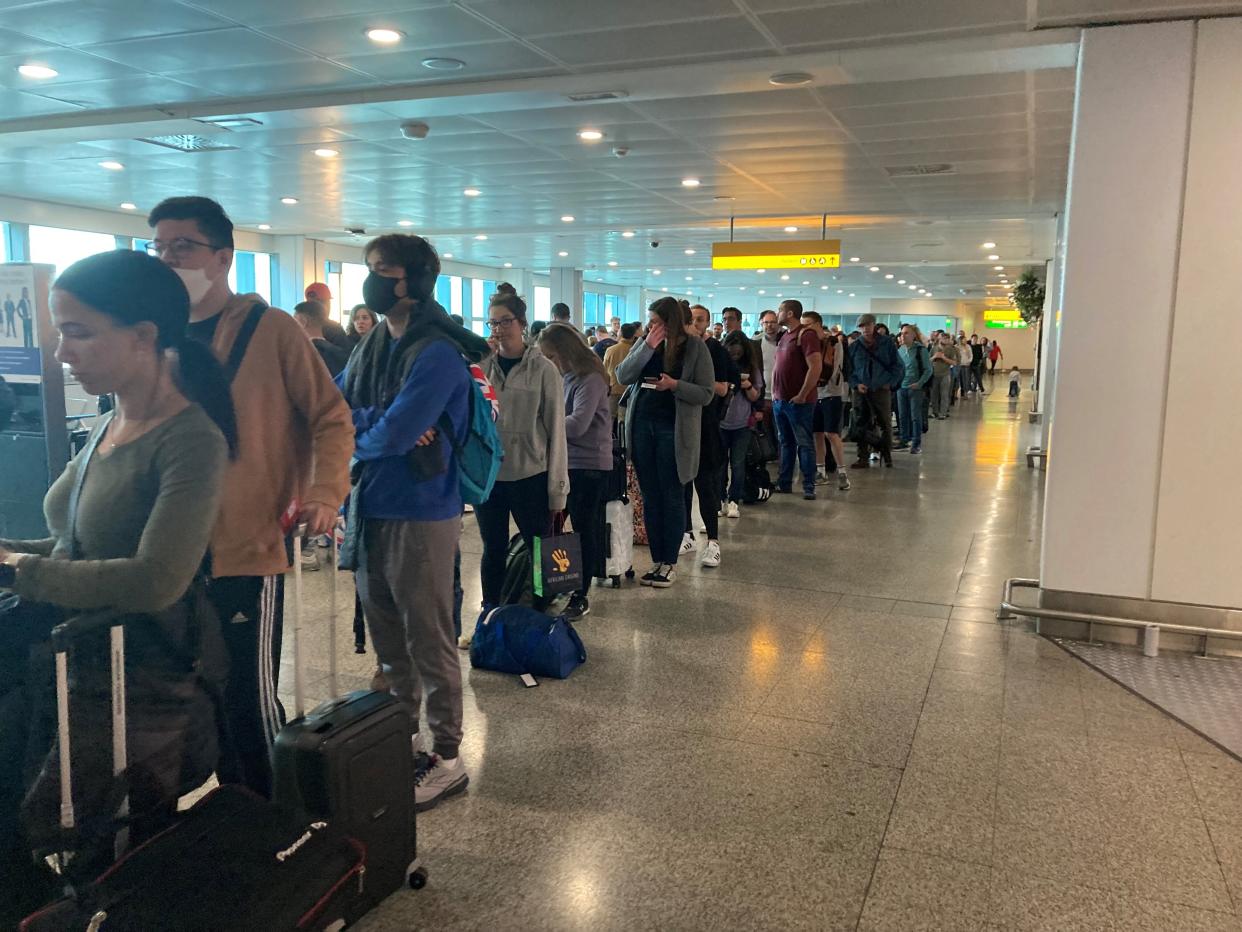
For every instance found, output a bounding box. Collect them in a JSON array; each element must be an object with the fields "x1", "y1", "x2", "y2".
[{"x1": 0, "y1": 249, "x2": 234, "y2": 863}]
